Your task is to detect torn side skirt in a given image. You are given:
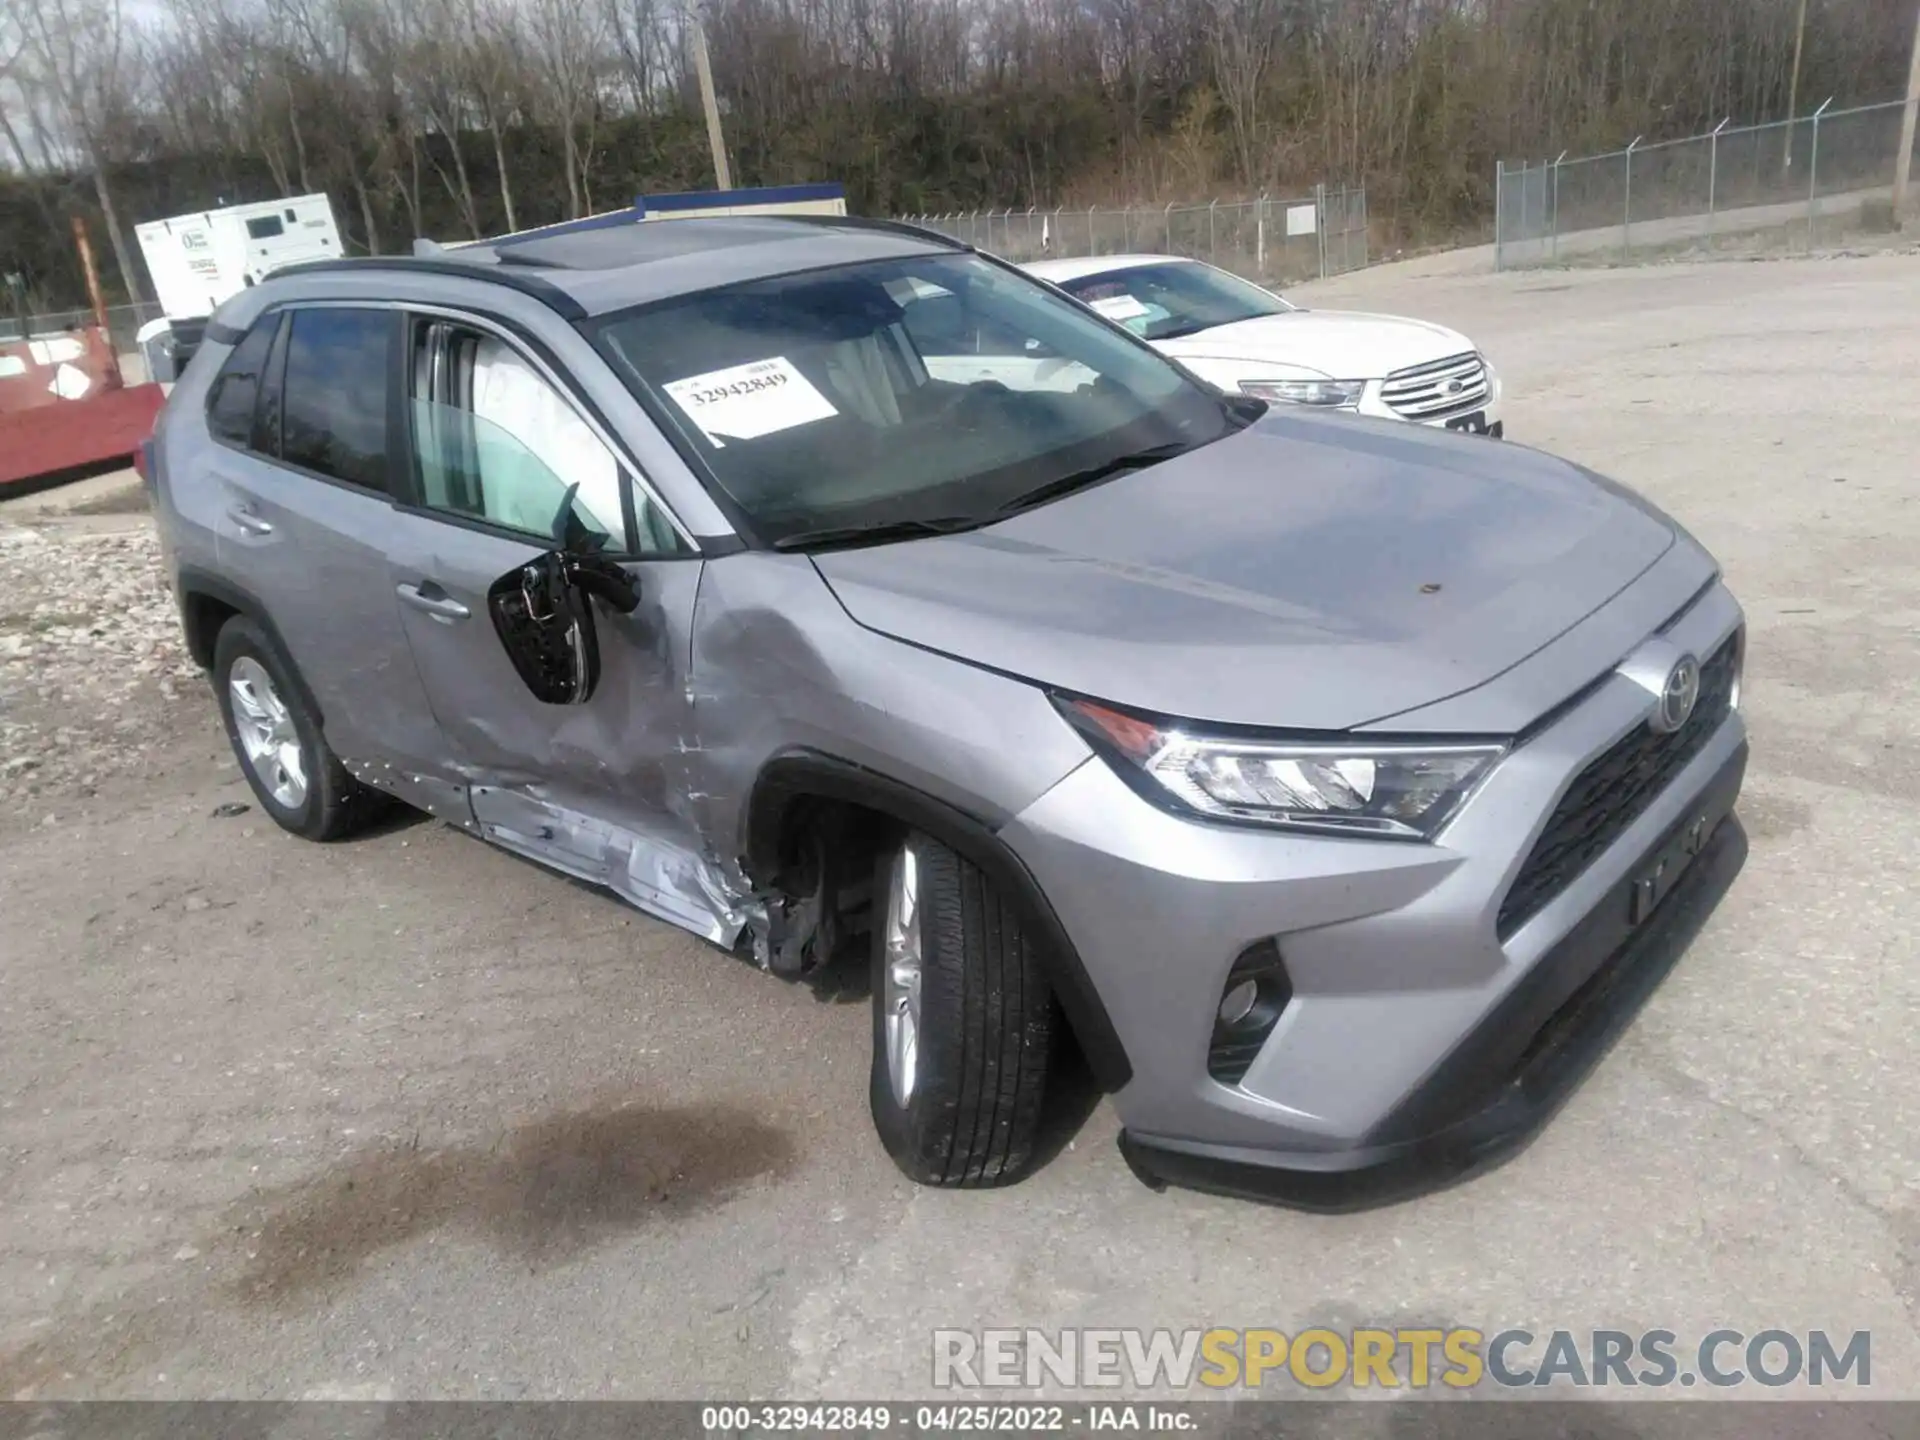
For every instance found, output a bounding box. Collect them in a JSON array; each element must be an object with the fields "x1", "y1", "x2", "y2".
[
  {"x1": 625, "y1": 835, "x2": 760, "y2": 948},
  {"x1": 469, "y1": 784, "x2": 760, "y2": 949},
  {"x1": 339, "y1": 757, "x2": 476, "y2": 829},
  {"x1": 343, "y1": 758, "x2": 776, "y2": 956}
]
